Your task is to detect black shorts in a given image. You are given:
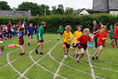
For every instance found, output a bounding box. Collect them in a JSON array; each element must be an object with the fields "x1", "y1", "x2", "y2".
[
  {"x1": 77, "y1": 44, "x2": 87, "y2": 50},
  {"x1": 64, "y1": 42, "x2": 70, "y2": 48},
  {"x1": 72, "y1": 43, "x2": 80, "y2": 48}
]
